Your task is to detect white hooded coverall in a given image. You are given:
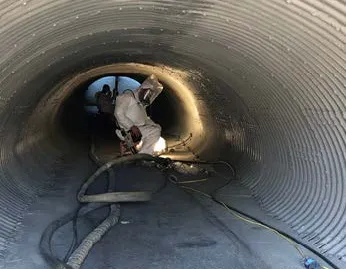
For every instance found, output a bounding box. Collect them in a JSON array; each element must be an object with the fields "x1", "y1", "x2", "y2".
[{"x1": 114, "y1": 90, "x2": 161, "y2": 155}]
